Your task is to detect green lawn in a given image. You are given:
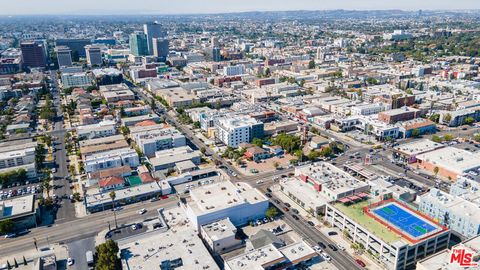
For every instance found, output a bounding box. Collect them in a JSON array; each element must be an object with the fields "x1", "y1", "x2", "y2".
[
  {"x1": 126, "y1": 175, "x2": 142, "y2": 186},
  {"x1": 333, "y1": 200, "x2": 404, "y2": 244}
]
